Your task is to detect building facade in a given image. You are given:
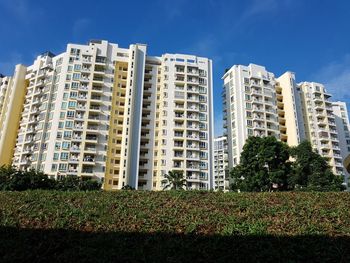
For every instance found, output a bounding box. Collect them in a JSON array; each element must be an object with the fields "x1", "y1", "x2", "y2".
[
  {"x1": 298, "y1": 82, "x2": 344, "y2": 175},
  {"x1": 222, "y1": 63, "x2": 350, "y2": 178},
  {"x1": 0, "y1": 66, "x2": 27, "y2": 166},
  {"x1": 0, "y1": 40, "x2": 214, "y2": 190},
  {"x1": 213, "y1": 136, "x2": 229, "y2": 191},
  {"x1": 332, "y1": 101, "x2": 350, "y2": 182},
  {"x1": 222, "y1": 64, "x2": 280, "y2": 167}
]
